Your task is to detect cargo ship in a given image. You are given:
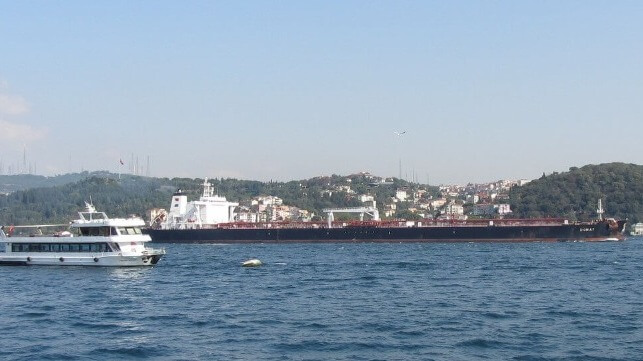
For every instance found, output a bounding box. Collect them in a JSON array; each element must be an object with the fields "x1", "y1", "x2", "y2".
[{"x1": 145, "y1": 179, "x2": 626, "y2": 243}]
